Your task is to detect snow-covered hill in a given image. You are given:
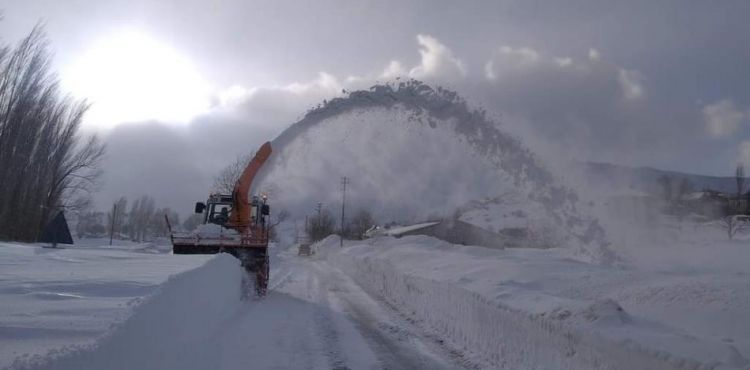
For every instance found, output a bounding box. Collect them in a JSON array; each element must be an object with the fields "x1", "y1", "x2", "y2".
[{"x1": 255, "y1": 80, "x2": 613, "y2": 263}]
